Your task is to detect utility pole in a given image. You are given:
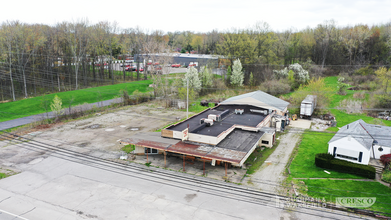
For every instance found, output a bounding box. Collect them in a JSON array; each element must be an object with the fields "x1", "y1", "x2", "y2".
[{"x1": 186, "y1": 77, "x2": 189, "y2": 119}]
